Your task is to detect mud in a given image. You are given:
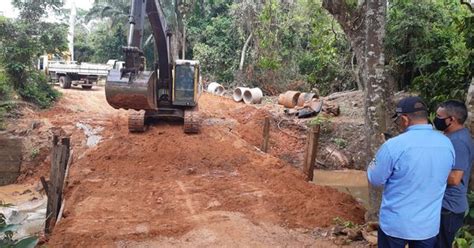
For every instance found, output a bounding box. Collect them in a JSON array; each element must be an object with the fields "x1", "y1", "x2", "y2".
[{"x1": 5, "y1": 87, "x2": 366, "y2": 246}]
